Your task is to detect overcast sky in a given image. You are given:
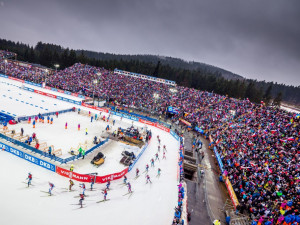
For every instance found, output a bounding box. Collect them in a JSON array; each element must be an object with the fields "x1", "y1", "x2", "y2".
[{"x1": 0, "y1": 0, "x2": 299, "y2": 86}]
